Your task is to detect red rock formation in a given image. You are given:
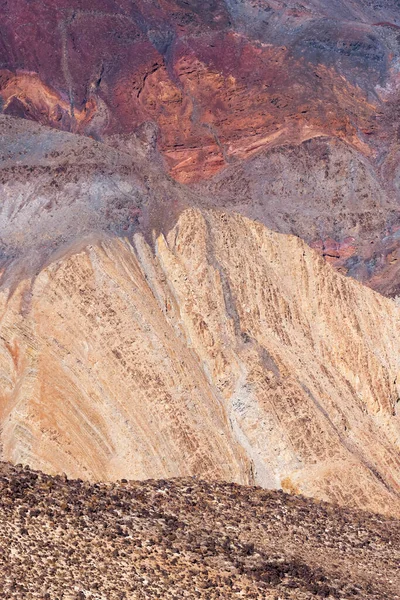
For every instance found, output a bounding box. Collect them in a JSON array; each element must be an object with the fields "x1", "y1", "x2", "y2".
[
  {"x1": 0, "y1": 0, "x2": 391, "y2": 182},
  {"x1": 0, "y1": 70, "x2": 96, "y2": 131},
  {"x1": 1, "y1": 3, "x2": 400, "y2": 518},
  {"x1": 2, "y1": 1, "x2": 400, "y2": 294}
]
